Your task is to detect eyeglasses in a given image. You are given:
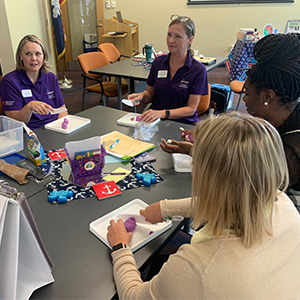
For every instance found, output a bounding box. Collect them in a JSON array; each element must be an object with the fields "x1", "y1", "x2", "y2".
[{"x1": 170, "y1": 14, "x2": 190, "y2": 22}]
